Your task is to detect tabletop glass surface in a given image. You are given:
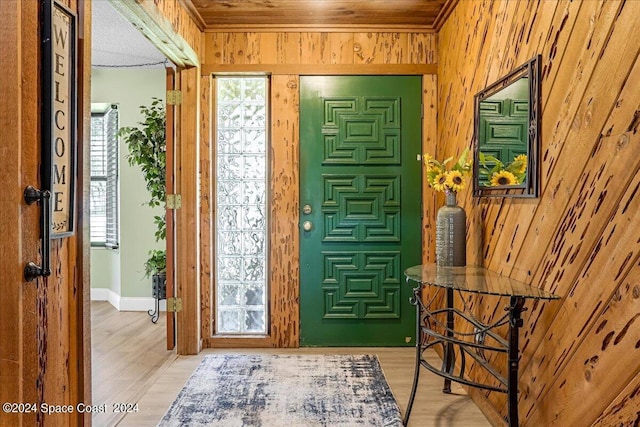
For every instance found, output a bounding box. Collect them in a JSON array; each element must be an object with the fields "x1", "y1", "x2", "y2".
[{"x1": 405, "y1": 264, "x2": 560, "y2": 300}]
